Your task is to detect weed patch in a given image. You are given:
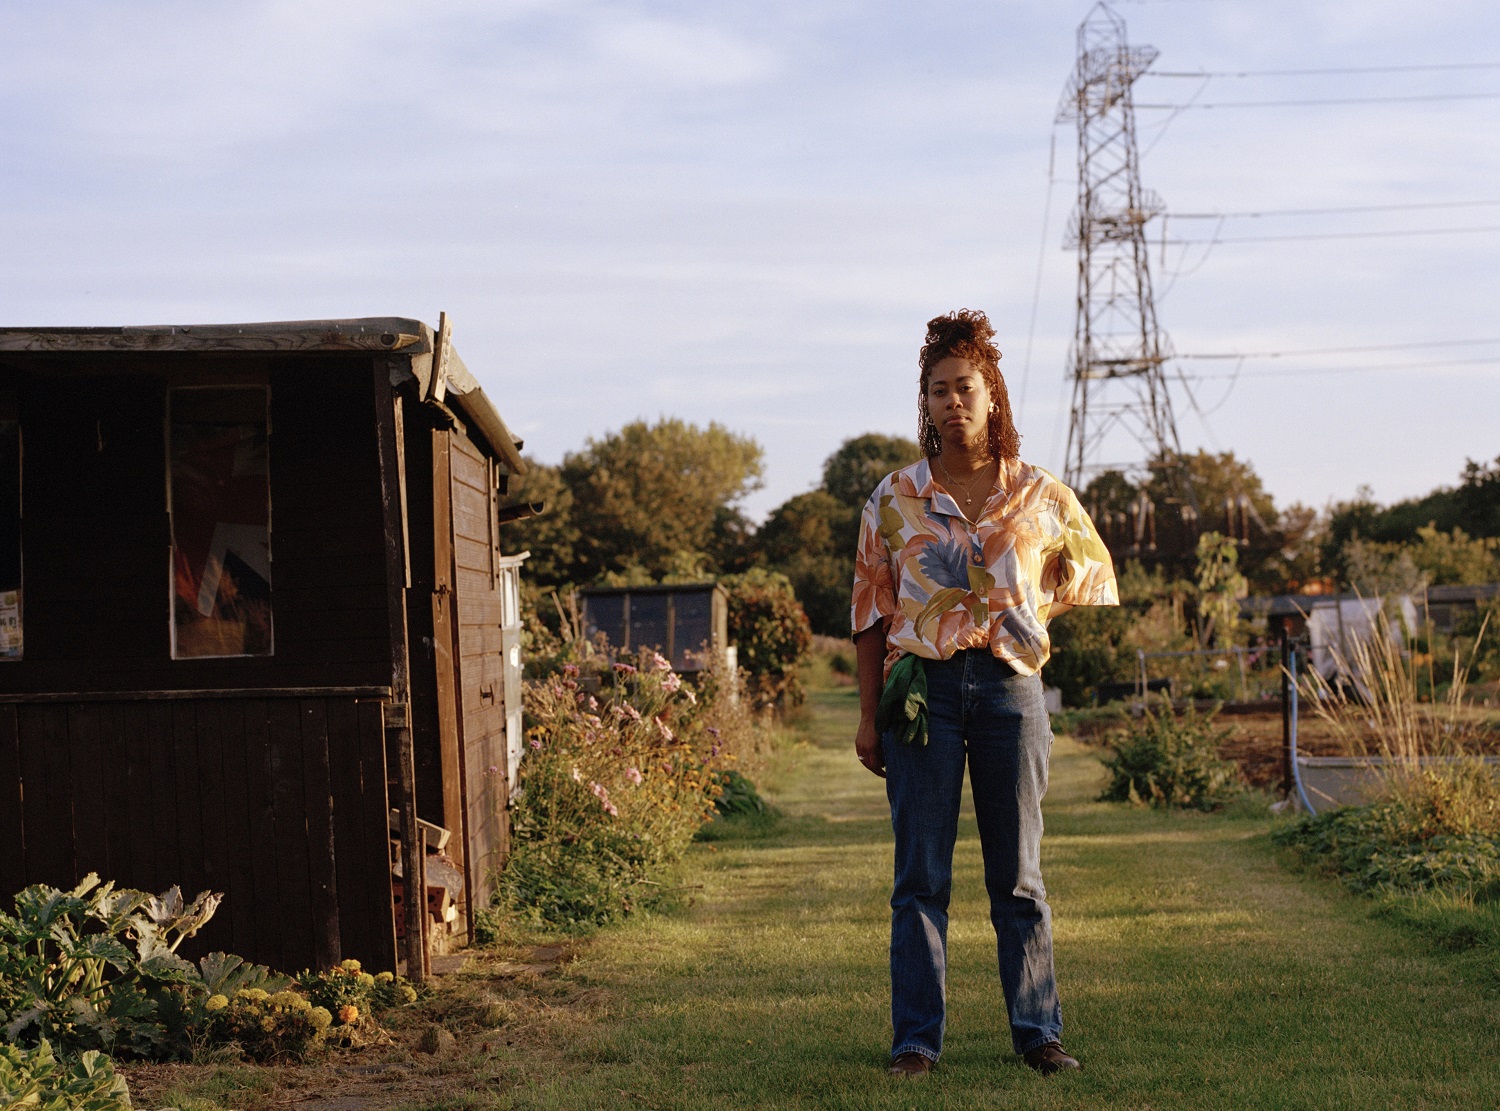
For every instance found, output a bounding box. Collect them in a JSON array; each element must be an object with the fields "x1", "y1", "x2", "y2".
[{"x1": 1097, "y1": 696, "x2": 1244, "y2": 810}]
